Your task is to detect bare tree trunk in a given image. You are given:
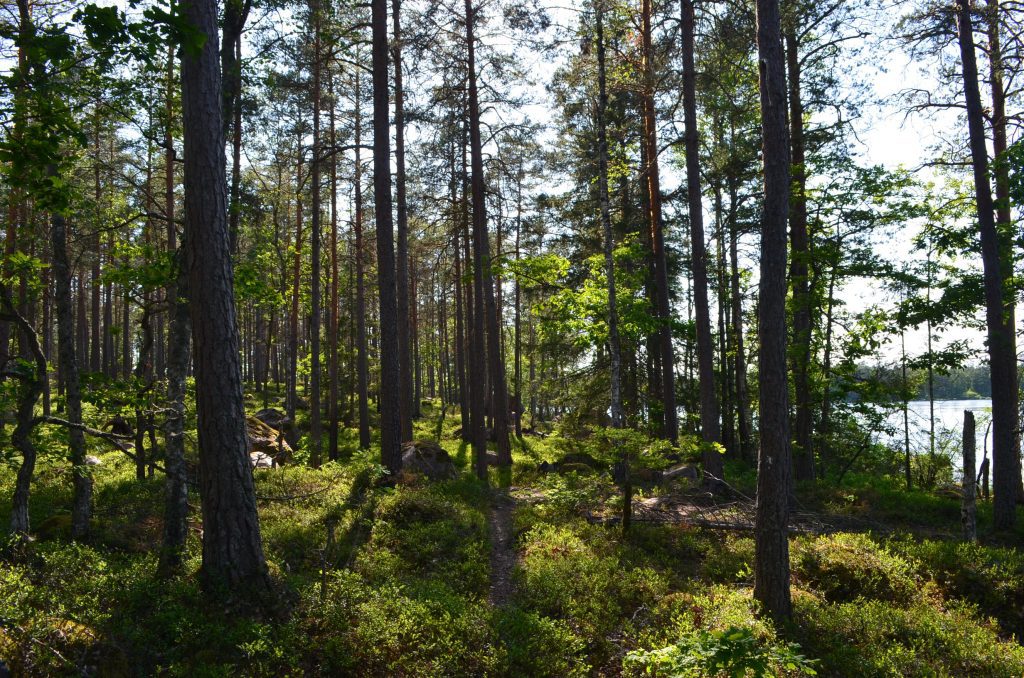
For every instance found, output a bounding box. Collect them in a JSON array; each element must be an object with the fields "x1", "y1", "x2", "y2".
[
  {"x1": 465, "y1": 0, "x2": 511, "y2": 469},
  {"x1": 52, "y1": 209, "x2": 91, "y2": 540},
  {"x1": 596, "y1": 3, "x2": 624, "y2": 431},
  {"x1": 962, "y1": 410, "x2": 977, "y2": 541},
  {"x1": 2, "y1": 285, "x2": 46, "y2": 536},
  {"x1": 956, "y1": 0, "x2": 1017, "y2": 531},
  {"x1": 785, "y1": 27, "x2": 814, "y2": 482},
  {"x1": 309, "y1": 0, "x2": 323, "y2": 468},
  {"x1": 985, "y1": 0, "x2": 1023, "y2": 502},
  {"x1": 681, "y1": 0, "x2": 721, "y2": 484},
  {"x1": 640, "y1": 0, "x2": 678, "y2": 442},
  {"x1": 393, "y1": 0, "x2": 414, "y2": 439},
  {"x1": 328, "y1": 73, "x2": 341, "y2": 461},
  {"x1": 753, "y1": 0, "x2": 793, "y2": 623},
  {"x1": 354, "y1": 71, "x2": 371, "y2": 450},
  {"x1": 371, "y1": 0, "x2": 403, "y2": 474},
  {"x1": 181, "y1": 0, "x2": 269, "y2": 593},
  {"x1": 160, "y1": 57, "x2": 190, "y2": 572}
]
